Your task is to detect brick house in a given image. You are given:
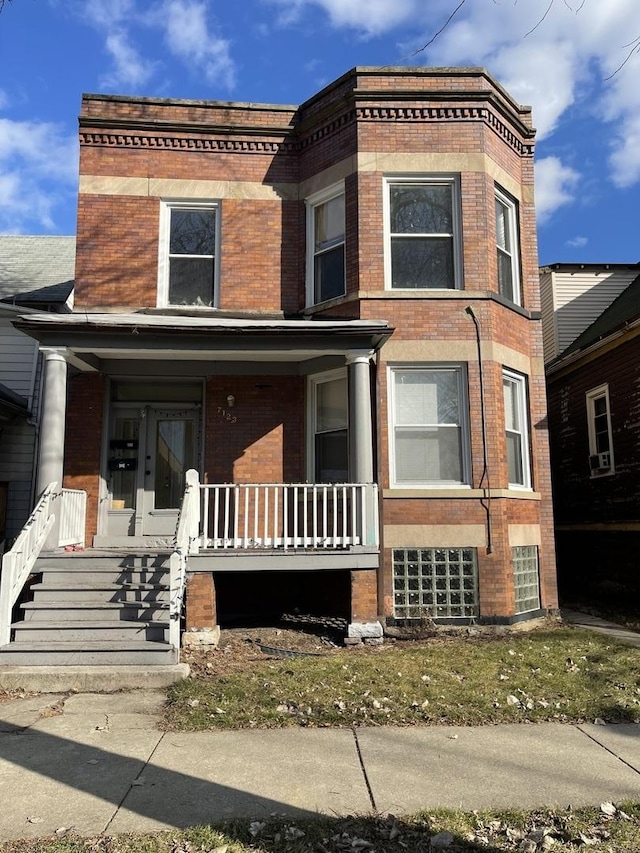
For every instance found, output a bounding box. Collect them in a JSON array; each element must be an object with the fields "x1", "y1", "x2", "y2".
[
  {"x1": 11, "y1": 67, "x2": 557, "y2": 649},
  {"x1": 543, "y1": 264, "x2": 640, "y2": 603}
]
